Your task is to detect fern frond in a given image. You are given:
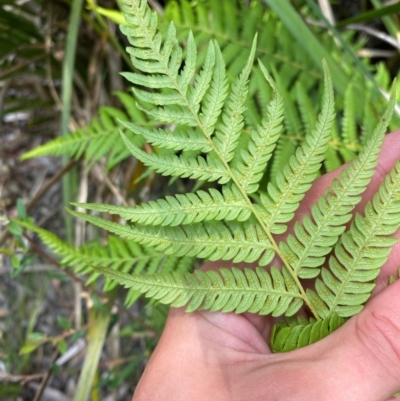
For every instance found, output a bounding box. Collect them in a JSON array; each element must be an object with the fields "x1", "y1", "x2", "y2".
[
  {"x1": 67, "y1": 209, "x2": 274, "y2": 265},
  {"x1": 232, "y1": 61, "x2": 284, "y2": 194},
  {"x1": 280, "y1": 84, "x2": 396, "y2": 279},
  {"x1": 92, "y1": 265, "x2": 303, "y2": 316},
  {"x1": 74, "y1": 185, "x2": 250, "y2": 226},
  {"x1": 313, "y1": 160, "x2": 400, "y2": 318},
  {"x1": 121, "y1": 133, "x2": 230, "y2": 183},
  {"x1": 257, "y1": 60, "x2": 335, "y2": 234},
  {"x1": 212, "y1": 36, "x2": 257, "y2": 162},
  {"x1": 271, "y1": 313, "x2": 347, "y2": 352}
]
